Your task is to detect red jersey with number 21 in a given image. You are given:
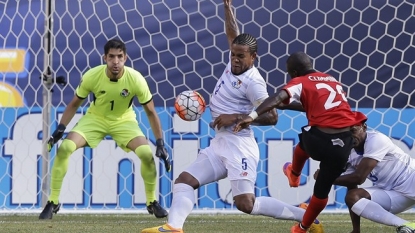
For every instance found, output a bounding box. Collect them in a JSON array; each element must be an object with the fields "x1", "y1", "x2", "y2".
[{"x1": 282, "y1": 72, "x2": 364, "y2": 128}]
